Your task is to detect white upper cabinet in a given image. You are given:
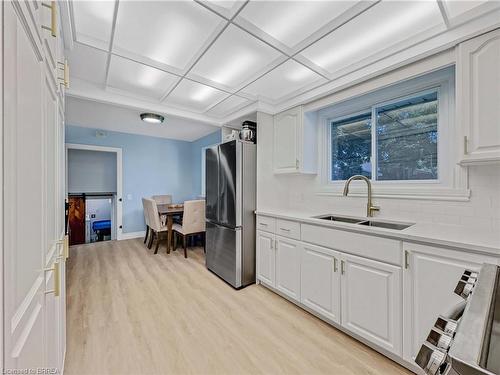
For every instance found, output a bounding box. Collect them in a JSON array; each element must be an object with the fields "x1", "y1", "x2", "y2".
[
  {"x1": 458, "y1": 29, "x2": 500, "y2": 165},
  {"x1": 273, "y1": 106, "x2": 317, "y2": 174},
  {"x1": 340, "y1": 253, "x2": 402, "y2": 356}
]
